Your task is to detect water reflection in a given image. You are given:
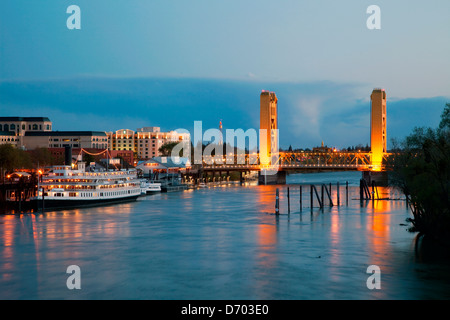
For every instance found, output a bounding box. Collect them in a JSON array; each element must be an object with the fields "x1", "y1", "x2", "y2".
[{"x1": 1, "y1": 174, "x2": 450, "y2": 299}]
